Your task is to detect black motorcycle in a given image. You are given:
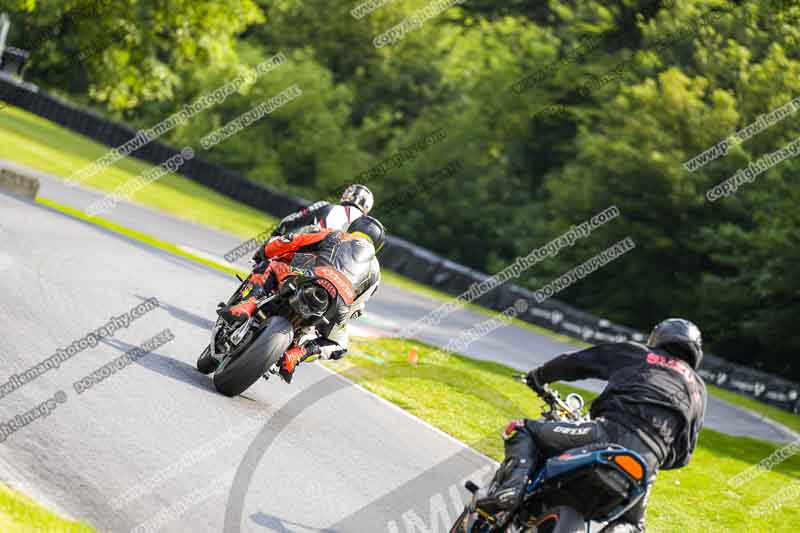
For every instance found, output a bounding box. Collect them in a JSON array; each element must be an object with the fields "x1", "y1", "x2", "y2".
[
  {"x1": 449, "y1": 376, "x2": 649, "y2": 533},
  {"x1": 196, "y1": 260, "x2": 355, "y2": 396}
]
